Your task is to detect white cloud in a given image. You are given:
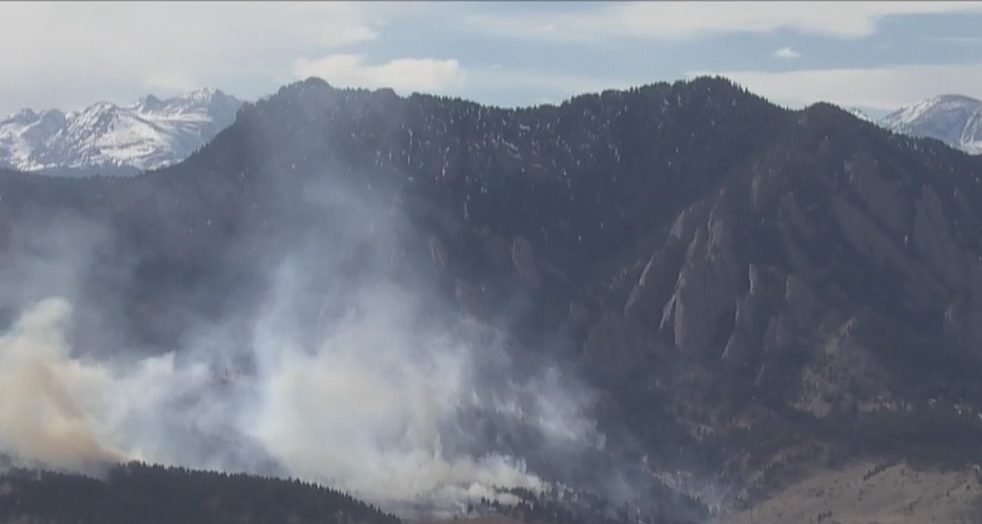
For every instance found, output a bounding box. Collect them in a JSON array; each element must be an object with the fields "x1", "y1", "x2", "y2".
[
  {"x1": 6, "y1": 2, "x2": 982, "y2": 117},
  {"x1": 693, "y1": 63, "x2": 982, "y2": 110},
  {"x1": 285, "y1": 3, "x2": 380, "y2": 47},
  {"x1": 293, "y1": 54, "x2": 465, "y2": 94},
  {"x1": 773, "y1": 46, "x2": 801, "y2": 59},
  {"x1": 467, "y1": 2, "x2": 982, "y2": 42},
  {"x1": 0, "y1": 2, "x2": 379, "y2": 115}
]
